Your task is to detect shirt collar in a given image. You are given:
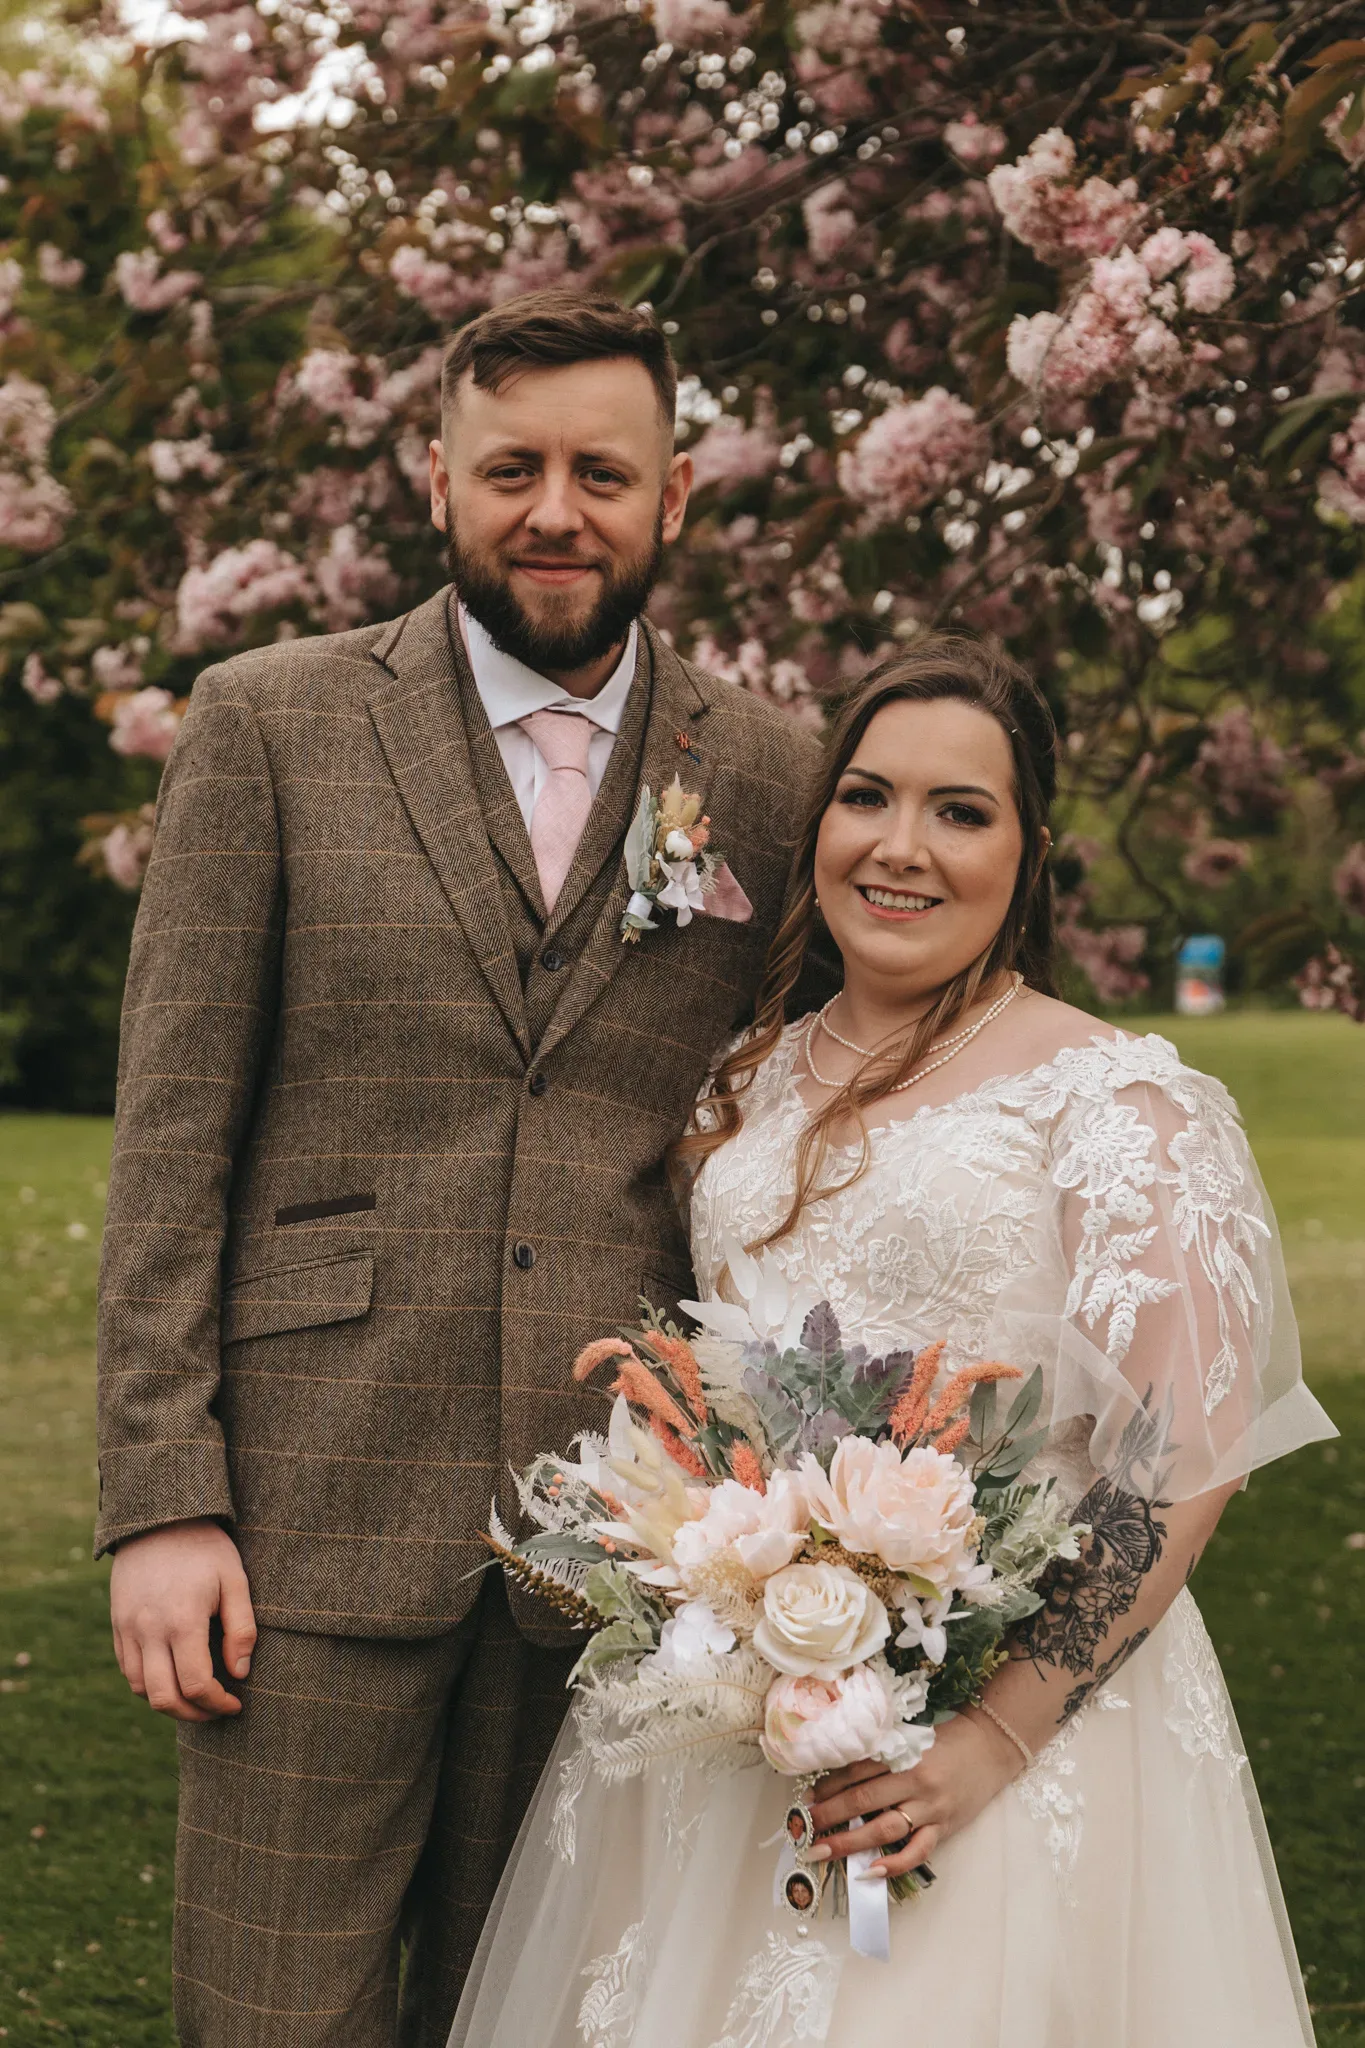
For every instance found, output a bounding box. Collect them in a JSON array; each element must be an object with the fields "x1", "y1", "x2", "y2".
[{"x1": 459, "y1": 602, "x2": 637, "y2": 735}]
